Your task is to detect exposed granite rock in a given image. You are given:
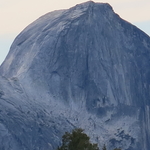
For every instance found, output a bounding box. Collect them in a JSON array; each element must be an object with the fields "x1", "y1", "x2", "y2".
[{"x1": 0, "y1": 1, "x2": 150, "y2": 150}]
